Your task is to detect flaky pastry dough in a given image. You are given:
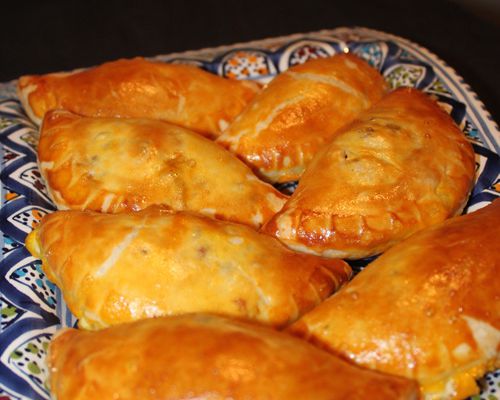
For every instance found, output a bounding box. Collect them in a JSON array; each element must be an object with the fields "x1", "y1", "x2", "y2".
[
  {"x1": 290, "y1": 200, "x2": 500, "y2": 400},
  {"x1": 217, "y1": 53, "x2": 387, "y2": 182},
  {"x1": 26, "y1": 207, "x2": 351, "y2": 329},
  {"x1": 263, "y1": 88, "x2": 475, "y2": 258},
  {"x1": 48, "y1": 314, "x2": 420, "y2": 400},
  {"x1": 17, "y1": 57, "x2": 259, "y2": 137},
  {"x1": 38, "y1": 110, "x2": 286, "y2": 228}
]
